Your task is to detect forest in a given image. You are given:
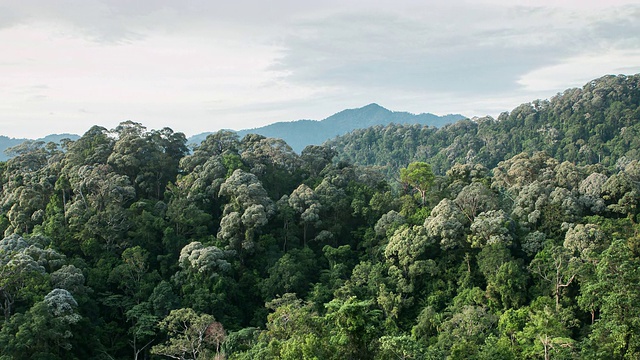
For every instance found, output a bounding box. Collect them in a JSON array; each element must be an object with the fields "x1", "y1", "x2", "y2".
[
  {"x1": 327, "y1": 74, "x2": 640, "y2": 178},
  {"x1": 1, "y1": 73, "x2": 640, "y2": 359}
]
